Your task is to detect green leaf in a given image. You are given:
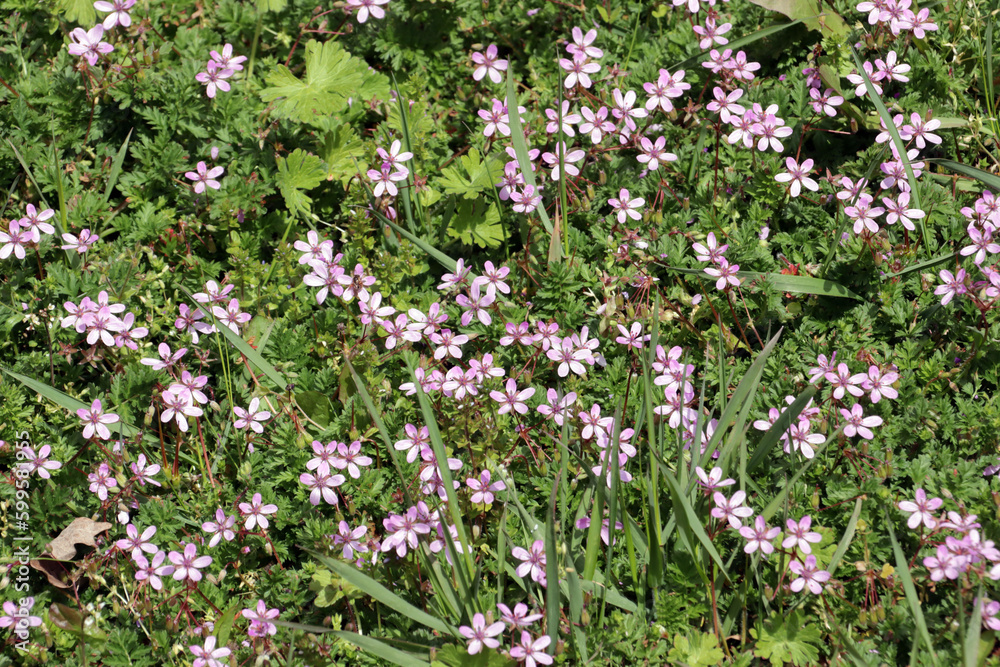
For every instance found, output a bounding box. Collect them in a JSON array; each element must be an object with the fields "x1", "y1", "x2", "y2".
[
  {"x1": 885, "y1": 251, "x2": 957, "y2": 278},
  {"x1": 739, "y1": 272, "x2": 863, "y2": 300},
  {"x1": 59, "y1": 0, "x2": 96, "y2": 25},
  {"x1": 751, "y1": 611, "x2": 823, "y2": 666},
  {"x1": 432, "y1": 644, "x2": 515, "y2": 667},
  {"x1": 827, "y1": 498, "x2": 863, "y2": 574},
  {"x1": 438, "y1": 148, "x2": 502, "y2": 199},
  {"x1": 448, "y1": 198, "x2": 505, "y2": 249},
  {"x1": 214, "y1": 603, "x2": 241, "y2": 647},
  {"x1": 276, "y1": 149, "x2": 325, "y2": 216},
  {"x1": 381, "y1": 216, "x2": 458, "y2": 272},
  {"x1": 668, "y1": 631, "x2": 725, "y2": 667},
  {"x1": 257, "y1": 0, "x2": 287, "y2": 11},
  {"x1": 660, "y1": 466, "x2": 731, "y2": 584},
  {"x1": 319, "y1": 124, "x2": 365, "y2": 187},
  {"x1": 295, "y1": 391, "x2": 332, "y2": 428},
  {"x1": 260, "y1": 40, "x2": 389, "y2": 125},
  {"x1": 745, "y1": 0, "x2": 848, "y2": 38}
]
